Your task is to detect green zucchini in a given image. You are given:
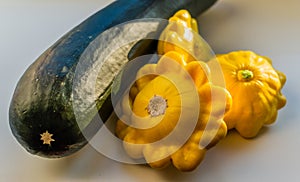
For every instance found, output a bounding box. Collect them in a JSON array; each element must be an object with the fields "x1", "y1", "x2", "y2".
[{"x1": 9, "y1": 0, "x2": 218, "y2": 158}]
